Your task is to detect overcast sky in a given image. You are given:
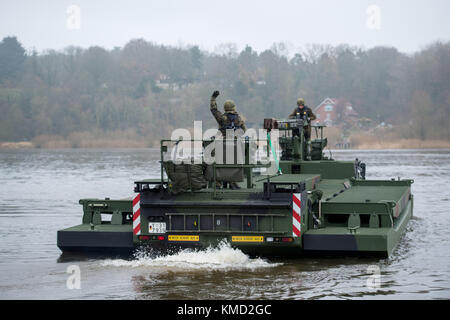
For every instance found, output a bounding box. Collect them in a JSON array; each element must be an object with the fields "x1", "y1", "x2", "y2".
[{"x1": 1, "y1": 0, "x2": 449, "y2": 54}]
